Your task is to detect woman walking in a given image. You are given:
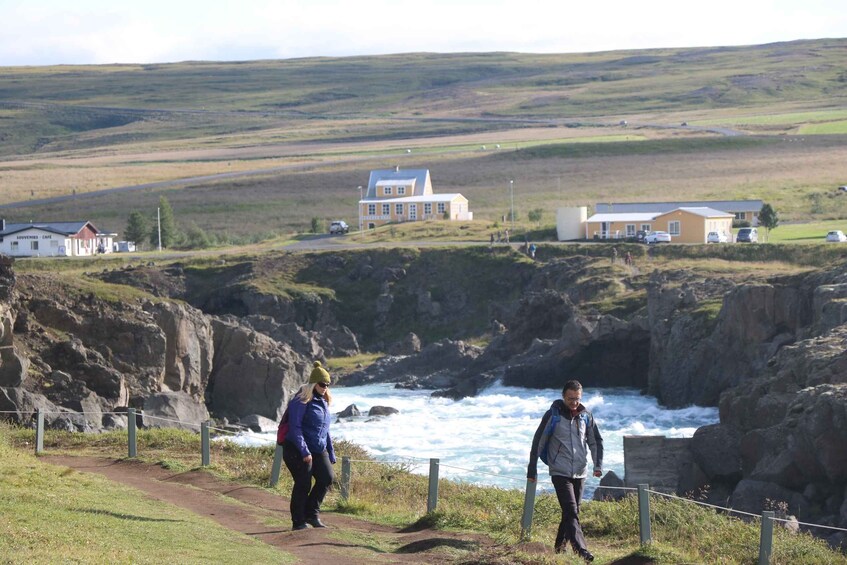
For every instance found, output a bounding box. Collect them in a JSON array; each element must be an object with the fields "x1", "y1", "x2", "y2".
[
  {"x1": 282, "y1": 361, "x2": 336, "y2": 530},
  {"x1": 527, "y1": 380, "x2": 603, "y2": 562}
]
